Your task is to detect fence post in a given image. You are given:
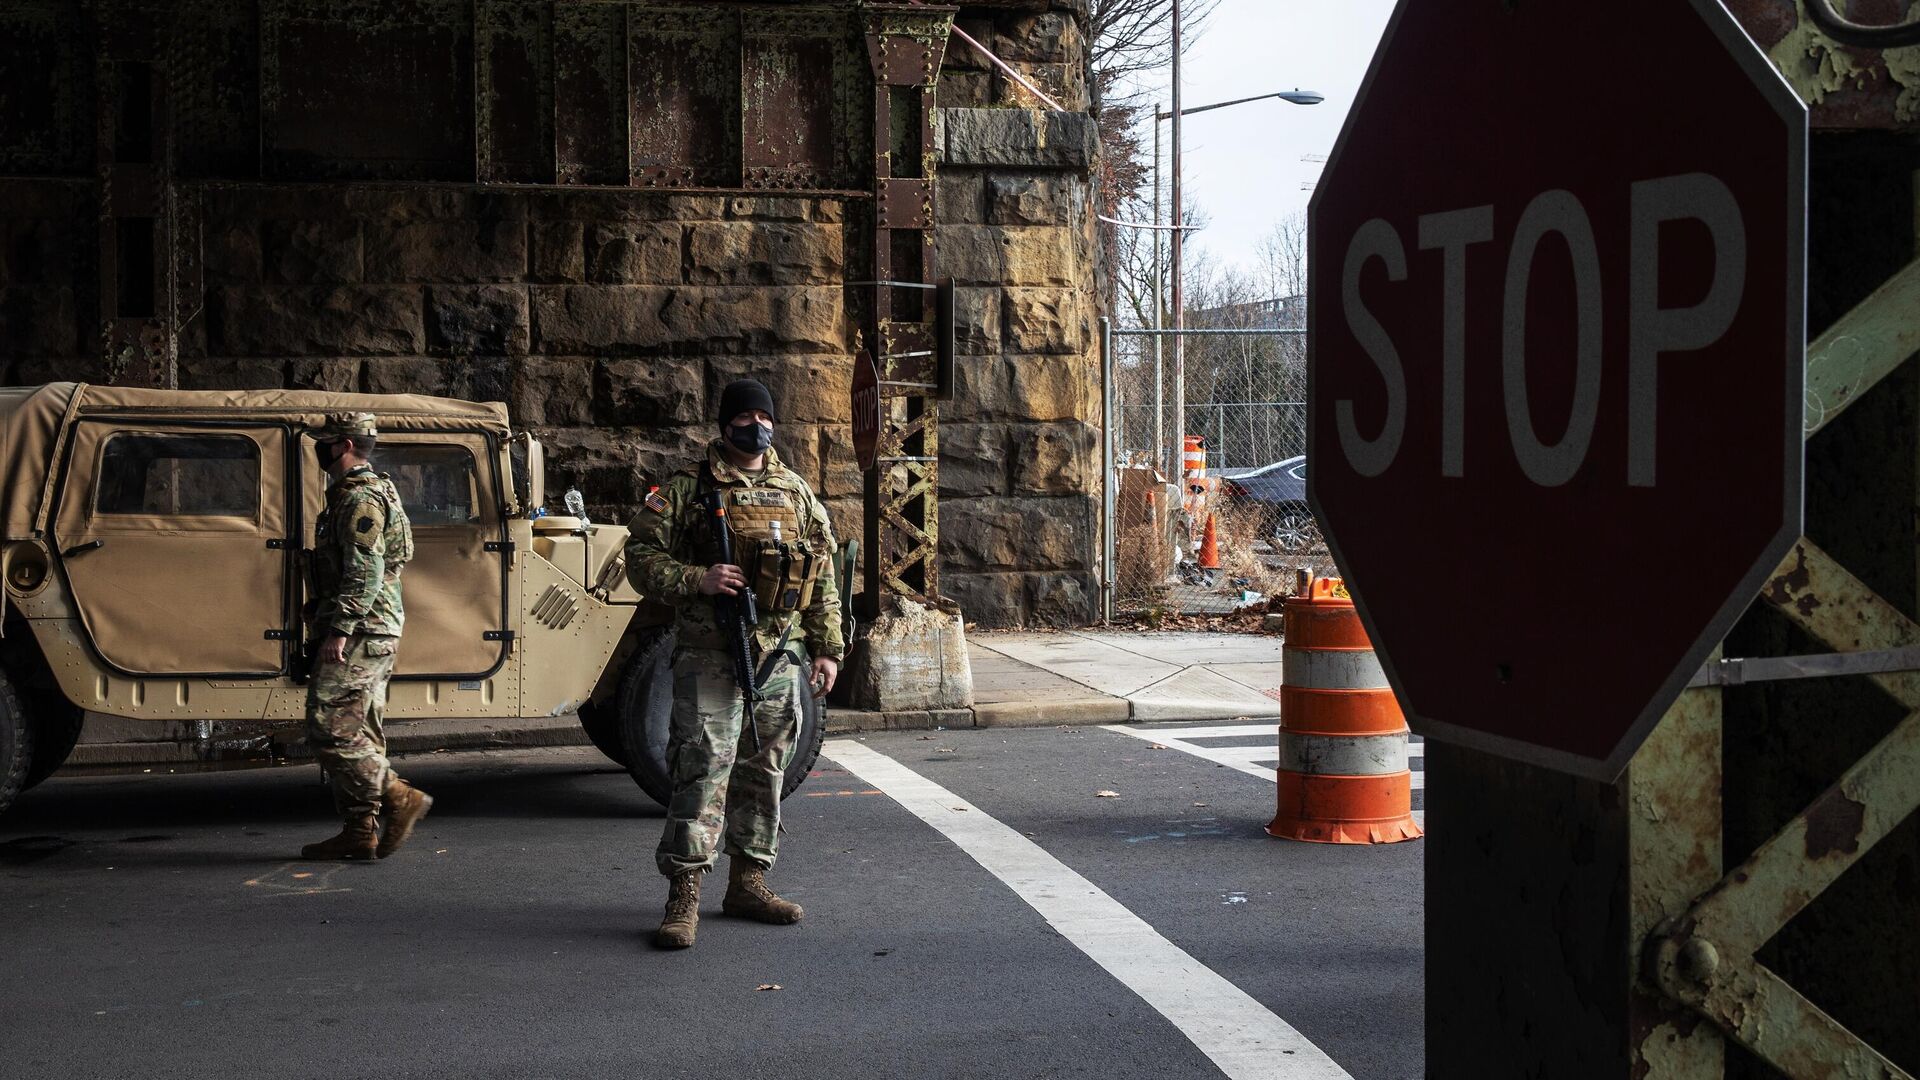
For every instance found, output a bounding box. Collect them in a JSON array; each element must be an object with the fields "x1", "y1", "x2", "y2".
[{"x1": 1101, "y1": 315, "x2": 1115, "y2": 624}]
